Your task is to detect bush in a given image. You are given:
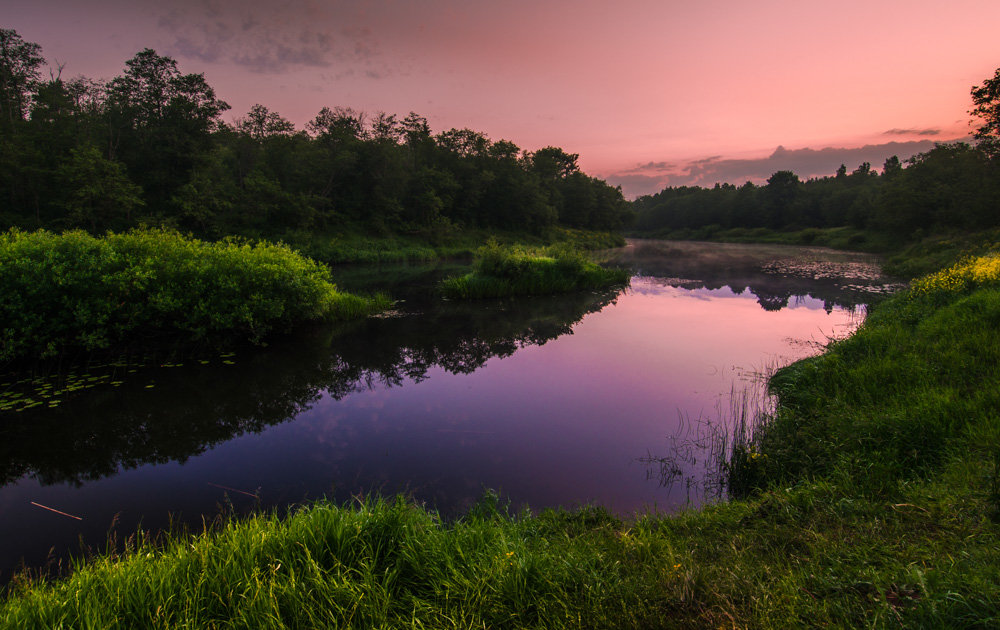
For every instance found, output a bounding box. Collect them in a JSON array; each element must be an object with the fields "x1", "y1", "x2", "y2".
[
  {"x1": 441, "y1": 240, "x2": 630, "y2": 299},
  {"x1": 0, "y1": 229, "x2": 388, "y2": 361}
]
